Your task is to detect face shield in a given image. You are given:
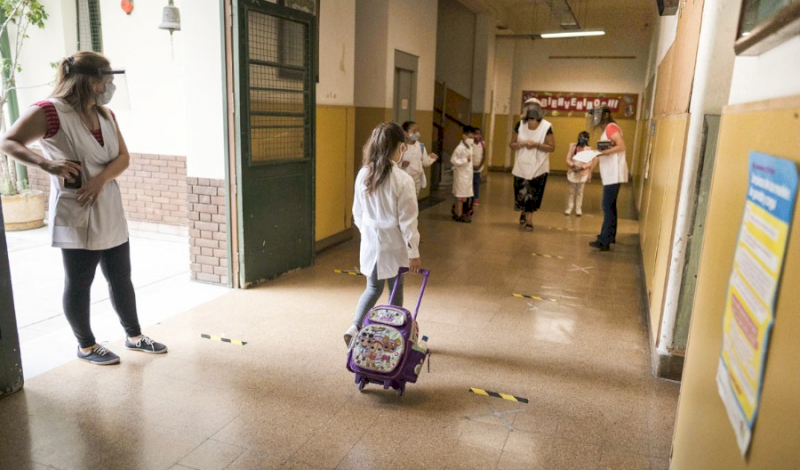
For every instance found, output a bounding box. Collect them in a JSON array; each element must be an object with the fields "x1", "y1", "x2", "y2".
[
  {"x1": 523, "y1": 102, "x2": 544, "y2": 122},
  {"x1": 588, "y1": 106, "x2": 609, "y2": 129},
  {"x1": 68, "y1": 64, "x2": 131, "y2": 110}
]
